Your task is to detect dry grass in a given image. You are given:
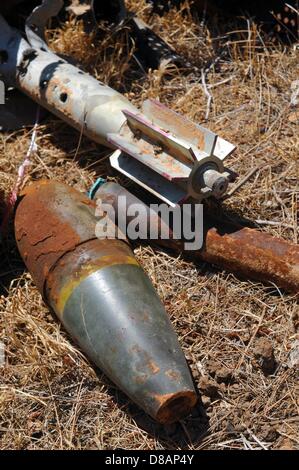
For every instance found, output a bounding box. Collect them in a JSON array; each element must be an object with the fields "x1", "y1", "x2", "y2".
[{"x1": 0, "y1": 0, "x2": 298, "y2": 450}]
